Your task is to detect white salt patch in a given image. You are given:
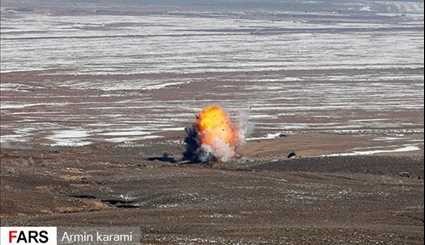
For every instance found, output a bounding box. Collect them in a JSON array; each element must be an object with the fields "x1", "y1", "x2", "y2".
[
  {"x1": 1, "y1": 102, "x2": 68, "y2": 109},
  {"x1": 158, "y1": 127, "x2": 185, "y2": 131},
  {"x1": 324, "y1": 145, "x2": 422, "y2": 157},
  {"x1": 104, "y1": 135, "x2": 163, "y2": 143},
  {"x1": 87, "y1": 123, "x2": 118, "y2": 127},
  {"x1": 283, "y1": 125, "x2": 309, "y2": 130},
  {"x1": 99, "y1": 131, "x2": 151, "y2": 136},
  {"x1": 1, "y1": 103, "x2": 35, "y2": 109},
  {"x1": 47, "y1": 129, "x2": 91, "y2": 147},
  {"x1": 247, "y1": 132, "x2": 284, "y2": 141},
  {"x1": 360, "y1": 5, "x2": 372, "y2": 12},
  {"x1": 0, "y1": 135, "x2": 28, "y2": 143},
  {"x1": 249, "y1": 114, "x2": 278, "y2": 119},
  {"x1": 350, "y1": 119, "x2": 389, "y2": 122},
  {"x1": 94, "y1": 81, "x2": 190, "y2": 91},
  {"x1": 373, "y1": 137, "x2": 403, "y2": 142},
  {"x1": 157, "y1": 203, "x2": 179, "y2": 208},
  {"x1": 142, "y1": 81, "x2": 190, "y2": 90},
  {"x1": 0, "y1": 127, "x2": 37, "y2": 144},
  {"x1": 0, "y1": 83, "x2": 26, "y2": 91}
]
